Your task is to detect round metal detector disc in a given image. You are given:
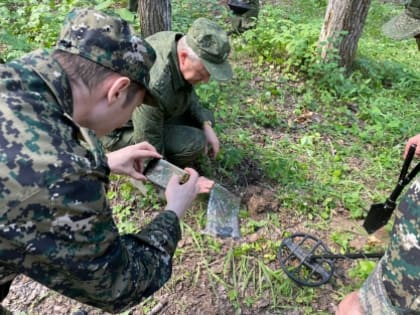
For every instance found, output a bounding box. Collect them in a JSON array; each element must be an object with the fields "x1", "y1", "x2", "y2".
[{"x1": 278, "y1": 233, "x2": 335, "y2": 287}]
